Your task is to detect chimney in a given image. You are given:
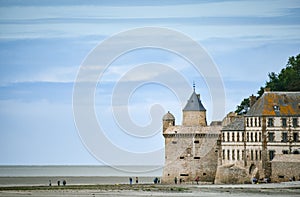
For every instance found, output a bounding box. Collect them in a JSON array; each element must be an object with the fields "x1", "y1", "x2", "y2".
[{"x1": 249, "y1": 94, "x2": 257, "y2": 108}]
